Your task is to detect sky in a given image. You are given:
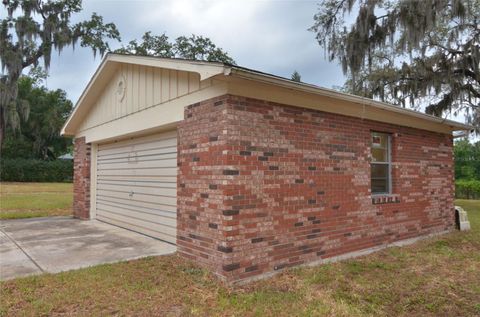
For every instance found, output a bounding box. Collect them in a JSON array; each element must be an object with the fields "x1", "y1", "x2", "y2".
[
  {"x1": 2, "y1": 0, "x2": 471, "y2": 134},
  {"x1": 43, "y1": 0, "x2": 346, "y2": 103}
]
